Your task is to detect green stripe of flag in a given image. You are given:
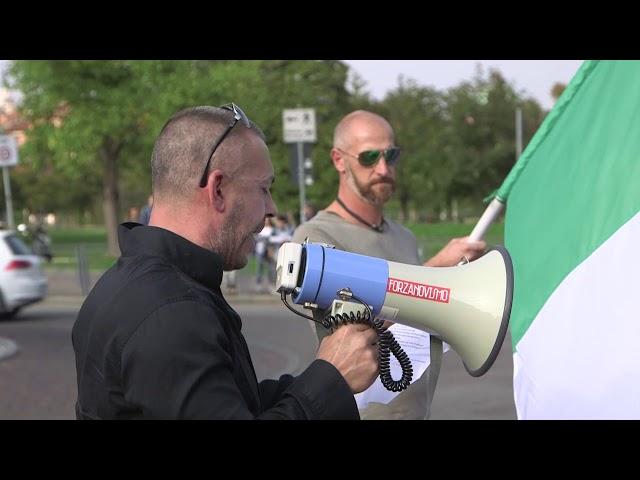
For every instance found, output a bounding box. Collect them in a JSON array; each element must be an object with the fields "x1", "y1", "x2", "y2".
[{"x1": 505, "y1": 60, "x2": 640, "y2": 347}]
